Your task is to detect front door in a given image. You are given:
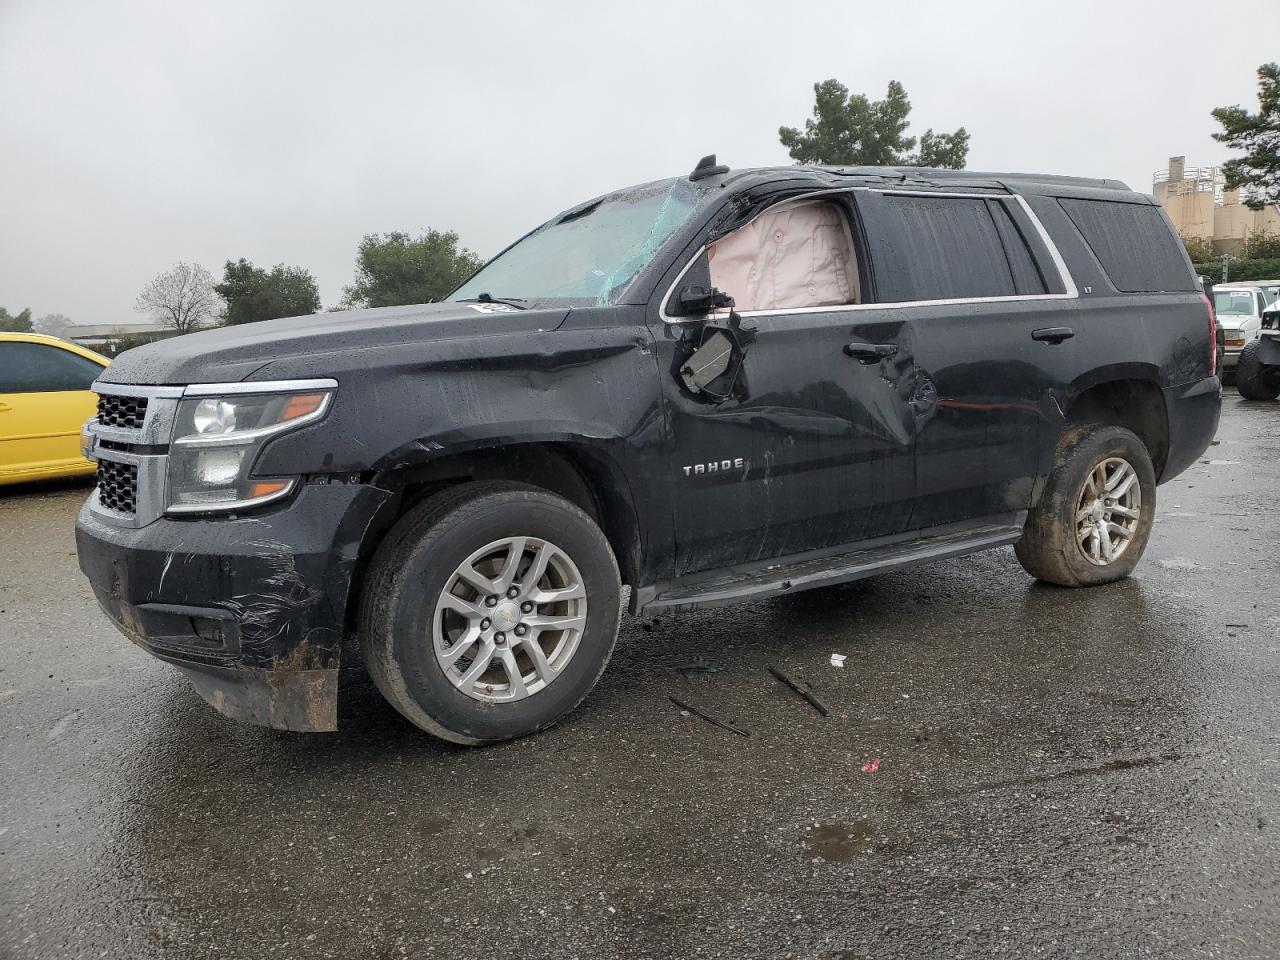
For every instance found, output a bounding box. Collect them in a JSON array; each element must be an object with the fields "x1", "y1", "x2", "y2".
[
  {"x1": 651, "y1": 198, "x2": 918, "y2": 577},
  {"x1": 0, "y1": 340, "x2": 104, "y2": 481}
]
